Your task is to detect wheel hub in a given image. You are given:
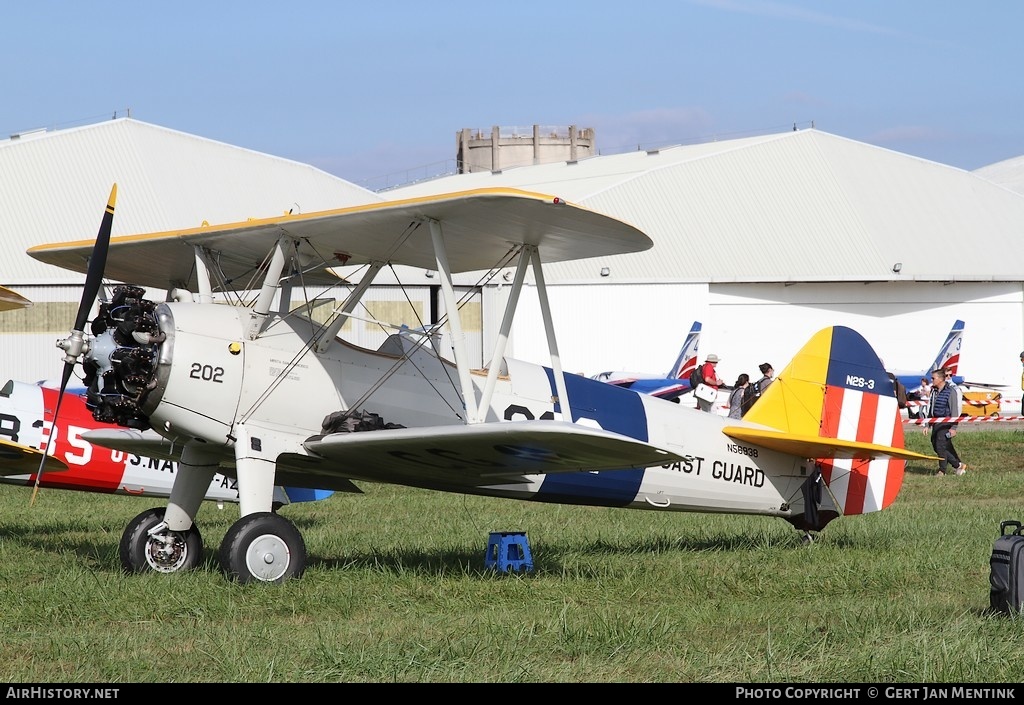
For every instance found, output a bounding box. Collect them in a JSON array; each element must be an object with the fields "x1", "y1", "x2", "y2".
[
  {"x1": 144, "y1": 531, "x2": 190, "y2": 573},
  {"x1": 244, "y1": 534, "x2": 291, "y2": 582}
]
